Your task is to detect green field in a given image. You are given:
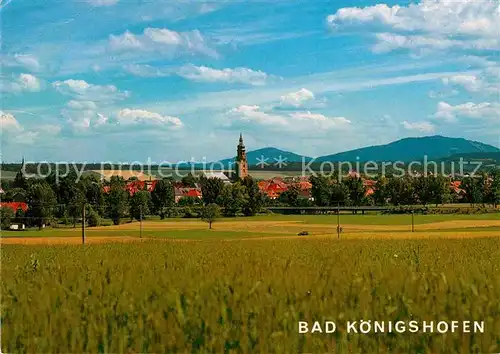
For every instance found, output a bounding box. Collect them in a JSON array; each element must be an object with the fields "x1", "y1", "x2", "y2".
[
  {"x1": 1, "y1": 214, "x2": 500, "y2": 353},
  {"x1": 2, "y1": 213, "x2": 499, "y2": 240}
]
